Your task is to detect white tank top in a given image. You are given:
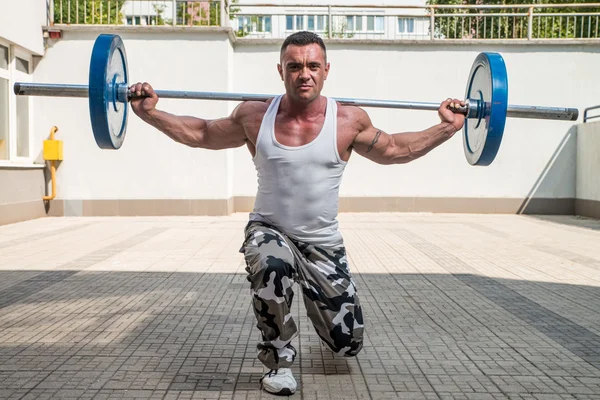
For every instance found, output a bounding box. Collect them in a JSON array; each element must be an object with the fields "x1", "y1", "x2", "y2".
[{"x1": 249, "y1": 95, "x2": 347, "y2": 247}]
